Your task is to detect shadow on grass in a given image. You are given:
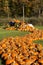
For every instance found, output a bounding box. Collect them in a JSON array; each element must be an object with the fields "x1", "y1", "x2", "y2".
[{"x1": 0, "y1": 55, "x2": 5, "y2": 65}]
